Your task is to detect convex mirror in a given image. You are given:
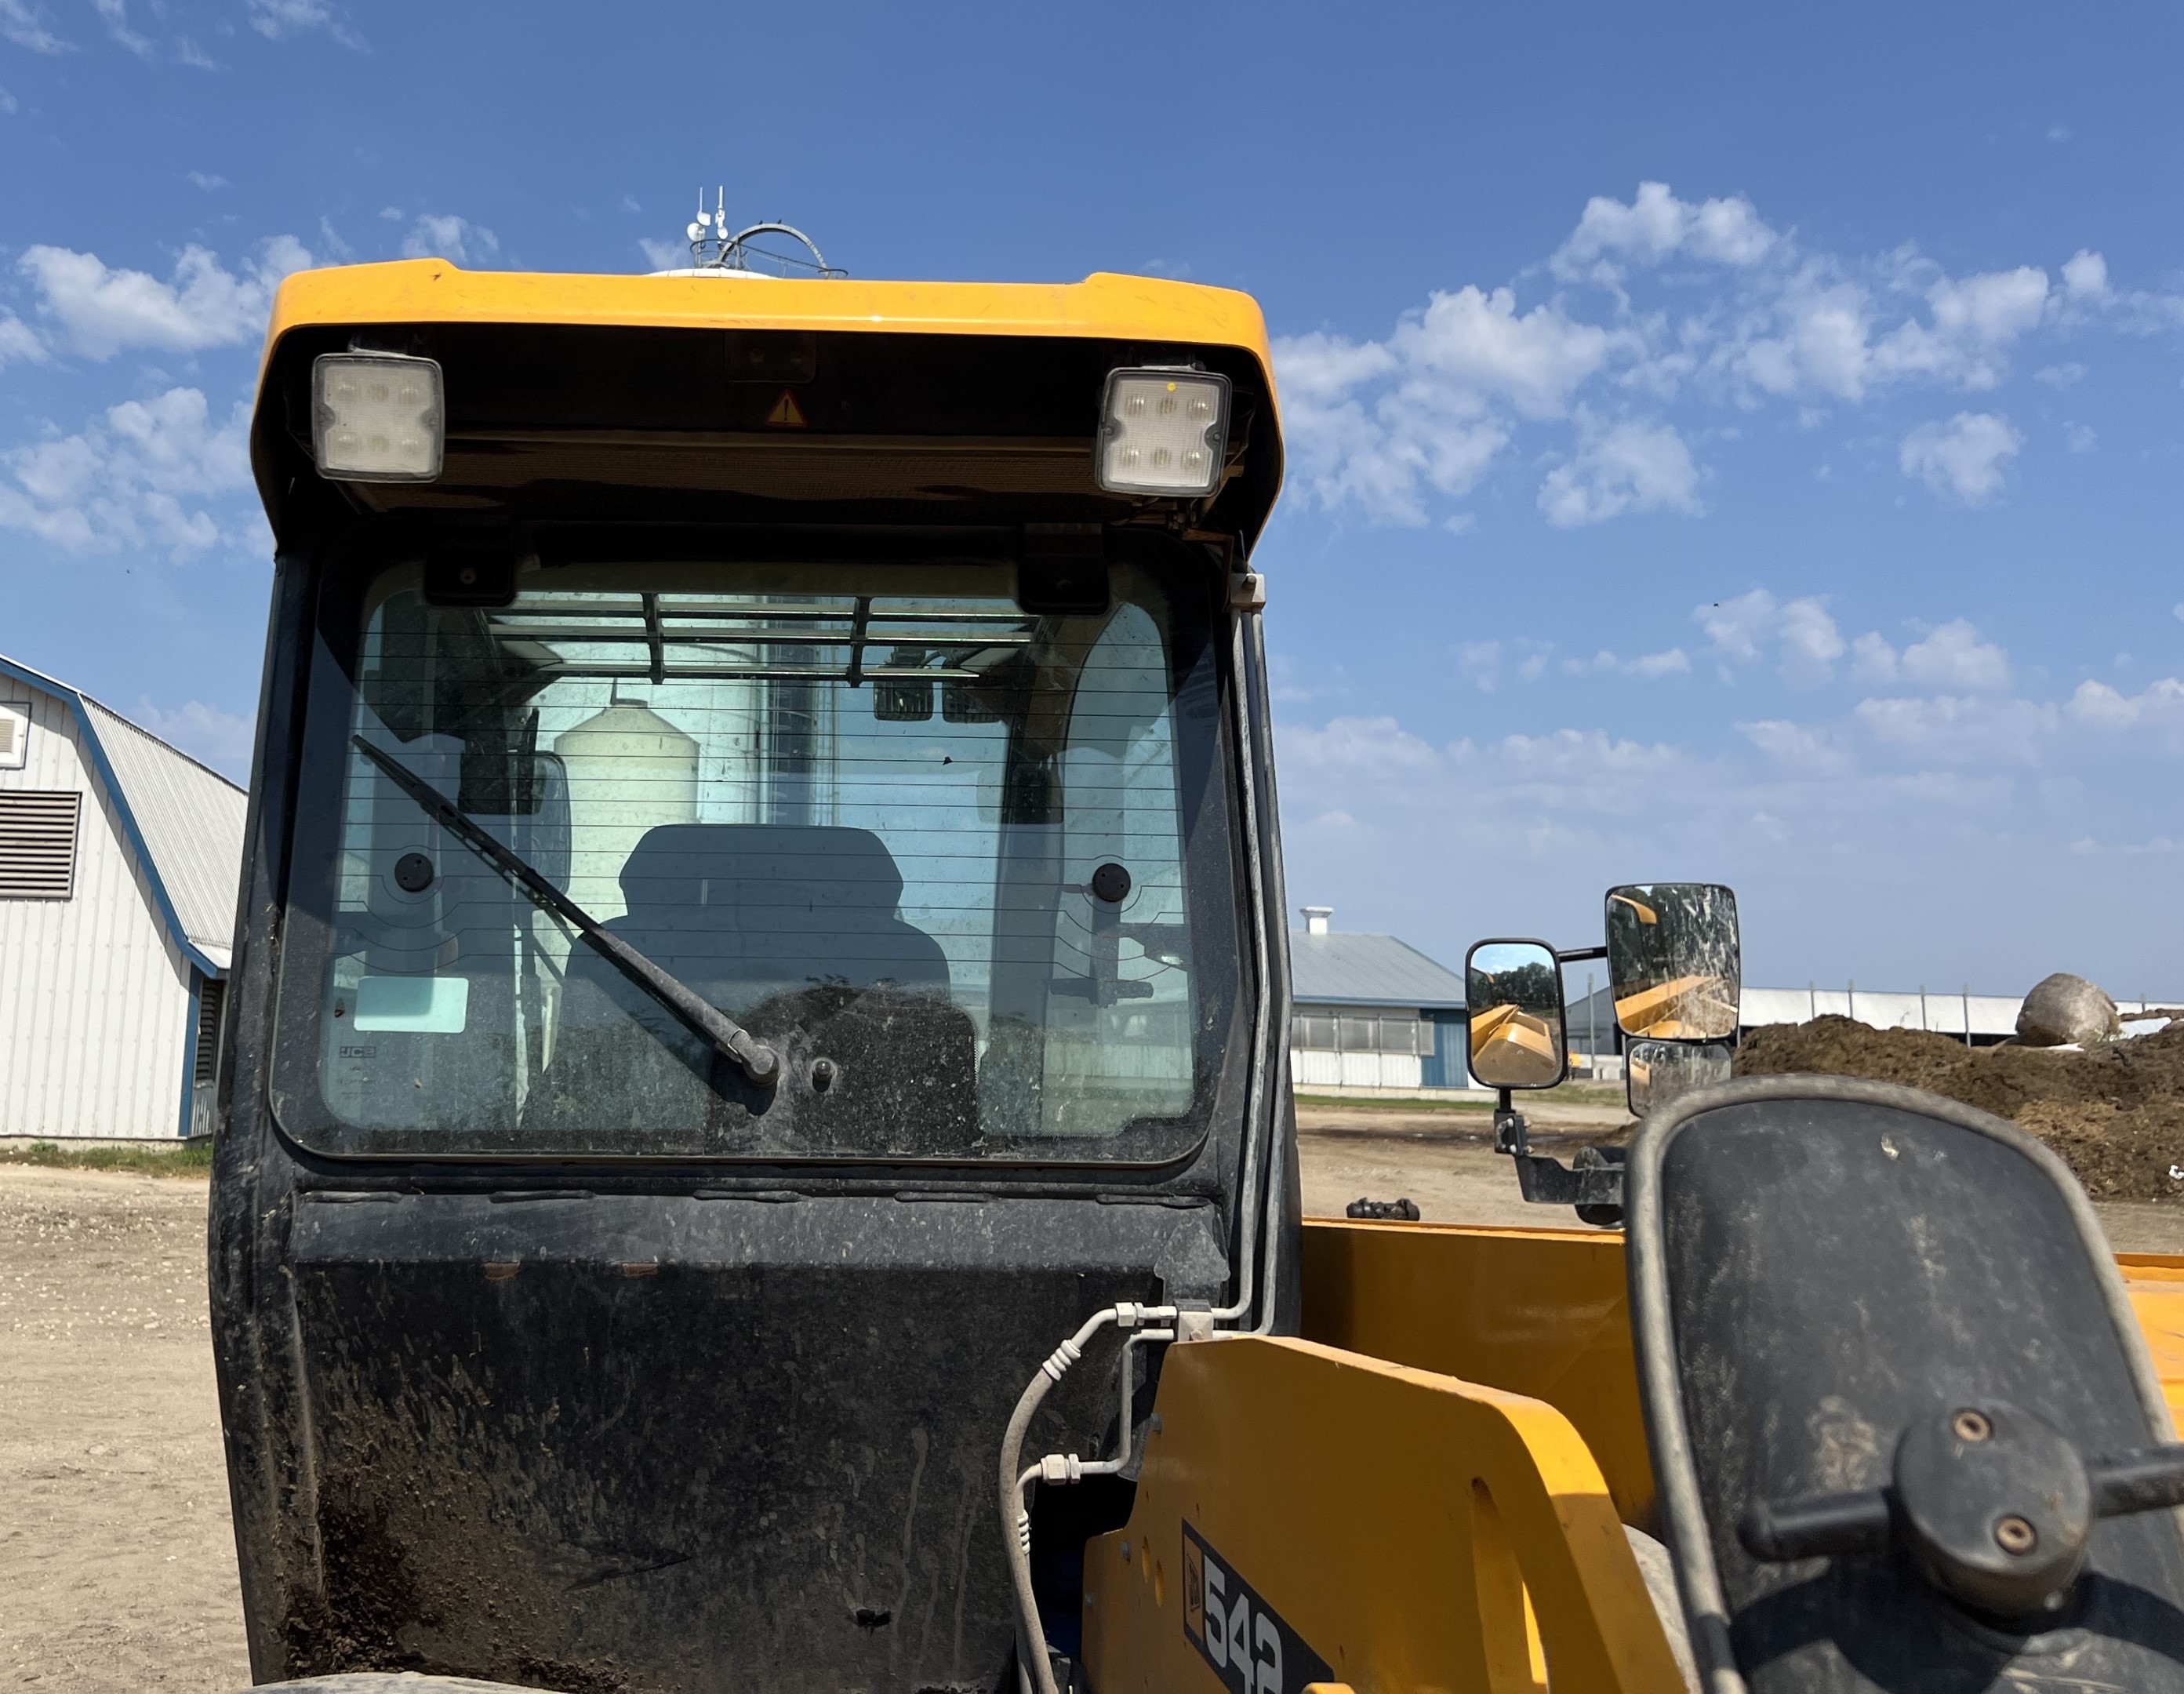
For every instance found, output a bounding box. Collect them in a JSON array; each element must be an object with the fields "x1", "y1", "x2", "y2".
[
  {"x1": 1604, "y1": 883, "x2": 1741, "y2": 1041},
  {"x1": 1465, "y1": 939, "x2": 1568, "y2": 1089},
  {"x1": 1626, "y1": 1038, "x2": 1733, "y2": 1116}
]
